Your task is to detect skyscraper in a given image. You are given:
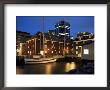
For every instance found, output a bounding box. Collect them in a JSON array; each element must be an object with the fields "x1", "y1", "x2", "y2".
[{"x1": 55, "y1": 20, "x2": 70, "y2": 37}]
